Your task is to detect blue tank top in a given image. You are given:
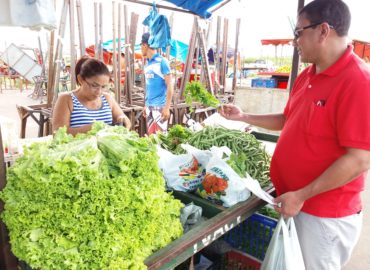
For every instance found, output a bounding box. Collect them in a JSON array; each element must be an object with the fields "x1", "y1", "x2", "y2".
[{"x1": 70, "y1": 93, "x2": 113, "y2": 128}]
